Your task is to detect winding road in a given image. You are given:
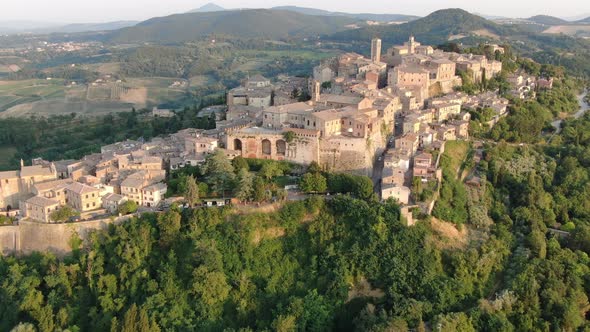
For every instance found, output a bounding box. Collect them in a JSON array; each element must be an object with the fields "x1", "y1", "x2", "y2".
[{"x1": 551, "y1": 90, "x2": 589, "y2": 134}]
